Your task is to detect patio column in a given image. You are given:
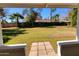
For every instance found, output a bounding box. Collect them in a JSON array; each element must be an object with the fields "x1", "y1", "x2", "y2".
[
  {"x1": 0, "y1": 20, "x2": 3, "y2": 44},
  {"x1": 76, "y1": 8, "x2": 79, "y2": 40}
]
